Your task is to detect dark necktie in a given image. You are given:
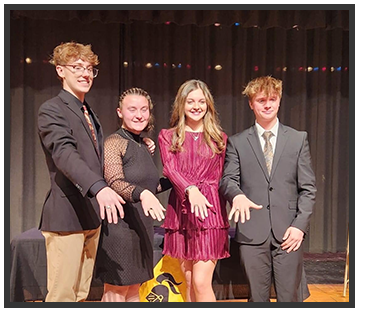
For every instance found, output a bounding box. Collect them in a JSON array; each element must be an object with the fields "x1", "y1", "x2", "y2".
[
  {"x1": 263, "y1": 131, "x2": 274, "y2": 175},
  {"x1": 82, "y1": 105, "x2": 99, "y2": 153}
]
